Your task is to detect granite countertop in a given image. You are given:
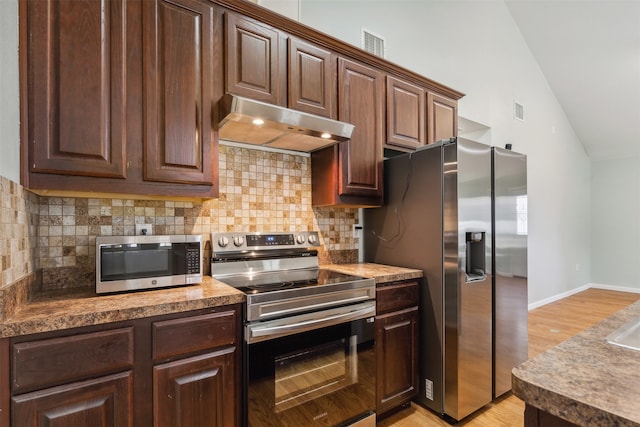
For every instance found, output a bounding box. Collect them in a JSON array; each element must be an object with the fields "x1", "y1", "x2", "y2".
[
  {"x1": 0, "y1": 276, "x2": 245, "y2": 338},
  {"x1": 512, "y1": 300, "x2": 640, "y2": 426},
  {"x1": 323, "y1": 262, "x2": 423, "y2": 284},
  {"x1": 1, "y1": 263, "x2": 422, "y2": 339}
]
